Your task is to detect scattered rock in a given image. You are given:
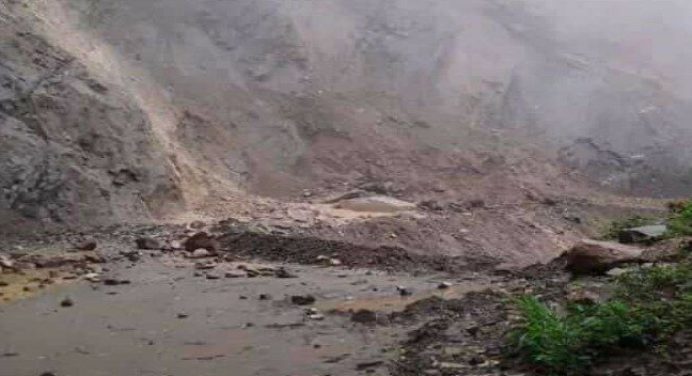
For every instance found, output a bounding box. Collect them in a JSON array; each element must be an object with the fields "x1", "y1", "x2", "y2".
[
  {"x1": 274, "y1": 267, "x2": 297, "y2": 279},
  {"x1": 103, "y1": 278, "x2": 124, "y2": 286},
  {"x1": 177, "y1": 313, "x2": 189, "y2": 319},
  {"x1": 194, "y1": 262, "x2": 217, "y2": 270},
  {"x1": 120, "y1": 250, "x2": 142, "y2": 262},
  {"x1": 259, "y1": 294, "x2": 272, "y2": 301},
  {"x1": 84, "y1": 273, "x2": 100, "y2": 282},
  {"x1": 74, "y1": 239, "x2": 97, "y2": 251},
  {"x1": 189, "y1": 248, "x2": 212, "y2": 259},
  {"x1": 335, "y1": 195, "x2": 416, "y2": 213},
  {"x1": 619, "y1": 225, "x2": 667, "y2": 244},
  {"x1": 135, "y1": 237, "x2": 161, "y2": 250},
  {"x1": 566, "y1": 289, "x2": 601, "y2": 305},
  {"x1": 329, "y1": 258, "x2": 342, "y2": 266},
  {"x1": 205, "y1": 273, "x2": 220, "y2": 280},
  {"x1": 606, "y1": 267, "x2": 629, "y2": 277},
  {"x1": 0, "y1": 255, "x2": 15, "y2": 269},
  {"x1": 189, "y1": 220, "x2": 206, "y2": 230},
  {"x1": 351, "y1": 309, "x2": 377, "y2": 324},
  {"x1": 291, "y1": 295, "x2": 316, "y2": 305},
  {"x1": 60, "y1": 297, "x2": 74, "y2": 307},
  {"x1": 438, "y1": 282, "x2": 453, "y2": 290},
  {"x1": 308, "y1": 313, "x2": 325, "y2": 321},
  {"x1": 356, "y1": 361, "x2": 384, "y2": 371},
  {"x1": 184, "y1": 232, "x2": 219, "y2": 254},
  {"x1": 225, "y1": 271, "x2": 245, "y2": 278},
  {"x1": 560, "y1": 240, "x2": 643, "y2": 275},
  {"x1": 397, "y1": 286, "x2": 413, "y2": 296}
]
